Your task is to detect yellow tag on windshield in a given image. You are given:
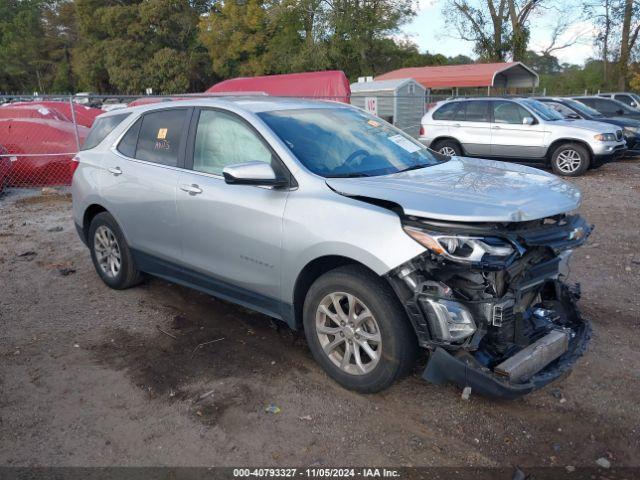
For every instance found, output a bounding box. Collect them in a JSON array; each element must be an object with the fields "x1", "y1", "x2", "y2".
[
  {"x1": 367, "y1": 120, "x2": 380, "y2": 127},
  {"x1": 157, "y1": 128, "x2": 168, "y2": 139}
]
